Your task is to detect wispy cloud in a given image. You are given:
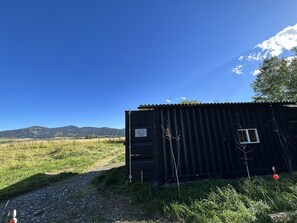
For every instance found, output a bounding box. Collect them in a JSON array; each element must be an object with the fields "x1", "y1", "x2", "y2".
[
  {"x1": 232, "y1": 65, "x2": 243, "y2": 75},
  {"x1": 247, "y1": 52, "x2": 263, "y2": 61},
  {"x1": 238, "y1": 53, "x2": 263, "y2": 61},
  {"x1": 233, "y1": 23, "x2": 297, "y2": 75},
  {"x1": 175, "y1": 96, "x2": 187, "y2": 100},
  {"x1": 166, "y1": 97, "x2": 187, "y2": 103}
]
